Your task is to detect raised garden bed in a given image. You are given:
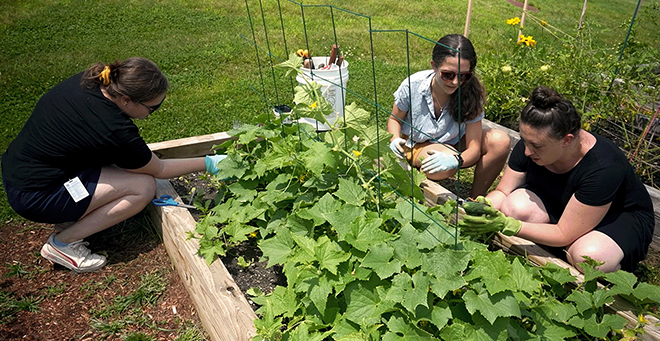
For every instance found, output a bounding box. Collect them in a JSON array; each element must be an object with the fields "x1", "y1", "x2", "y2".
[{"x1": 147, "y1": 120, "x2": 660, "y2": 341}]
